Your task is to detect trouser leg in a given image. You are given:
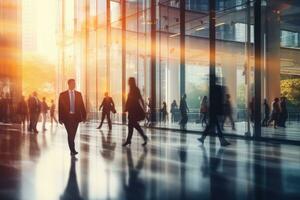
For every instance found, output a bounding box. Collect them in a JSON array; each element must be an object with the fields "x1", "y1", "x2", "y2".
[
  {"x1": 99, "y1": 112, "x2": 105, "y2": 128},
  {"x1": 107, "y1": 113, "x2": 112, "y2": 130},
  {"x1": 133, "y1": 121, "x2": 147, "y2": 140},
  {"x1": 126, "y1": 121, "x2": 134, "y2": 142},
  {"x1": 65, "y1": 120, "x2": 79, "y2": 153}
]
